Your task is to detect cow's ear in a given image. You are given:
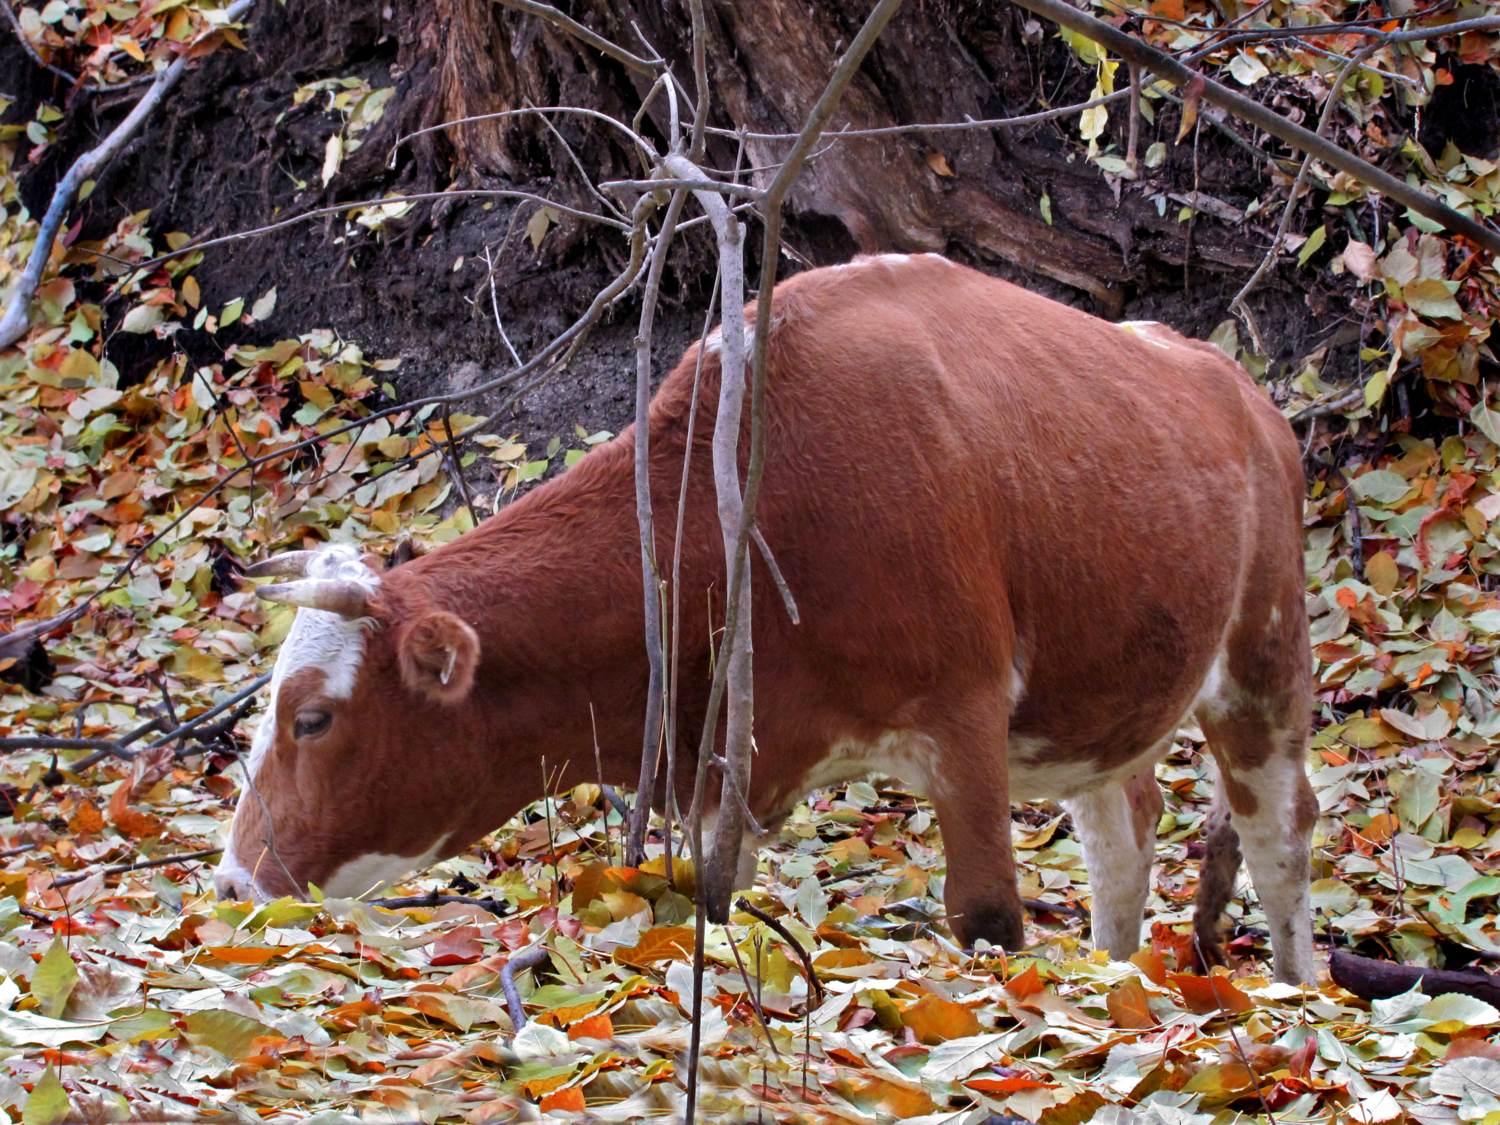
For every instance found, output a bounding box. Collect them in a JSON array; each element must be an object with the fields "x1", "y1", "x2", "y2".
[{"x1": 398, "y1": 612, "x2": 480, "y2": 704}]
